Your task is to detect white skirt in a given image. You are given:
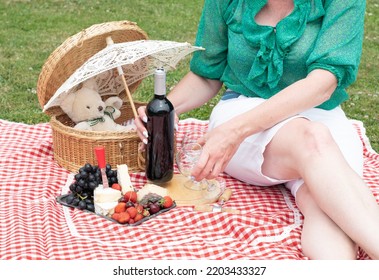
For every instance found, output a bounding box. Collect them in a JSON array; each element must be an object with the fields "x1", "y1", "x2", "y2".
[{"x1": 208, "y1": 94, "x2": 363, "y2": 197}]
